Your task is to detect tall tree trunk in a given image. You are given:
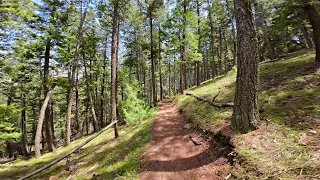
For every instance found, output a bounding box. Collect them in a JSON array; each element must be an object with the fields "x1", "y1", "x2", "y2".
[
  {"x1": 50, "y1": 100, "x2": 55, "y2": 139},
  {"x1": 173, "y1": 57, "x2": 177, "y2": 94},
  {"x1": 180, "y1": 0, "x2": 187, "y2": 93},
  {"x1": 196, "y1": 0, "x2": 201, "y2": 86},
  {"x1": 231, "y1": 0, "x2": 260, "y2": 133},
  {"x1": 111, "y1": 2, "x2": 119, "y2": 138},
  {"x1": 303, "y1": 0, "x2": 320, "y2": 62},
  {"x1": 253, "y1": 0, "x2": 275, "y2": 60},
  {"x1": 100, "y1": 39, "x2": 108, "y2": 128},
  {"x1": 159, "y1": 26, "x2": 163, "y2": 101},
  {"x1": 34, "y1": 64, "x2": 66, "y2": 158},
  {"x1": 168, "y1": 56, "x2": 171, "y2": 96},
  {"x1": 223, "y1": 30, "x2": 229, "y2": 72},
  {"x1": 75, "y1": 69, "x2": 80, "y2": 133},
  {"x1": 43, "y1": 39, "x2": 55, "y2": 152},
  {"x1": 66, "y1": 11, "x2": 87, "y2": 146},
  {"x1": 6, "y1": 96, "x2": 13, "y2": 158},
  {"x1": 21, "y1": 92, "x2": 28, "y2": 156},
  {"x1": 150, "y1": 12, "x2": 157, "y2": 106},
  {"x1": 225, "y1": 0, "x2": 237, "y2": 66},
  {"x1": 218, "y1": 28, "x2": 223, "y2": 75},
  {"x1": 83, "y1": 59, "x2": 99, "y2": 133},
  {"x1": 208, "y1": 0, "x2": 216, "y2": 78}
]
